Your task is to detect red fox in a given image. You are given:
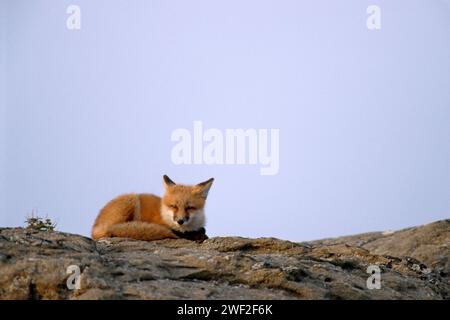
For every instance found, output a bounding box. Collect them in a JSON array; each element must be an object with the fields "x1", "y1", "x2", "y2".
[{"x1": 91, "y1": 175, "x2": 214, "y2": 241}]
